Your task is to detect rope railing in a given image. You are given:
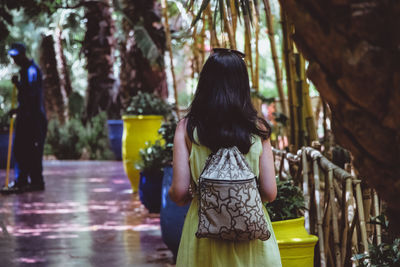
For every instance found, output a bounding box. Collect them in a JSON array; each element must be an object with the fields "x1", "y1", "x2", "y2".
[{"x1": 272, "y1": 145, "x2": 382, "y2": 267}]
